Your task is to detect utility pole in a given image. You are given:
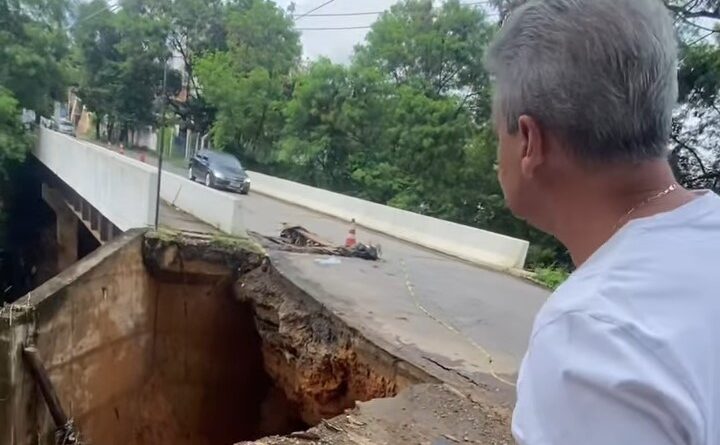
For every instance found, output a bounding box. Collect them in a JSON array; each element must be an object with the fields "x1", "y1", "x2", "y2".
[{"x1": 154, "y1": 61, "x2": 168, "y2": 229}]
